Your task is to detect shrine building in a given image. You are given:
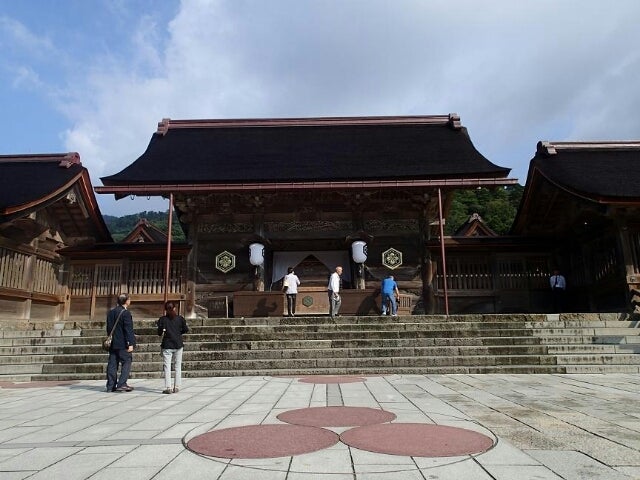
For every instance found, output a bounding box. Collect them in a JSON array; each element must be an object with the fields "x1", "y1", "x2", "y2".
[{"x1": 97, "y1": 114, "x2": 517, "y2": 318}]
